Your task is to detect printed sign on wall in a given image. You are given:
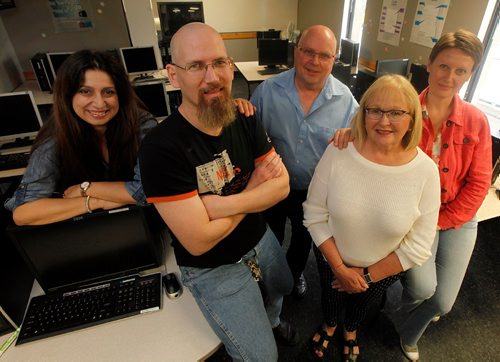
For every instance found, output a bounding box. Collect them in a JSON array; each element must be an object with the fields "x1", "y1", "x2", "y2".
[
  {"x1": 48, "y1": 0, "x2": 94, "y2": 33},
  {"x1": 410, "y1": 0, "x2": 450, "y2": 48}
]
